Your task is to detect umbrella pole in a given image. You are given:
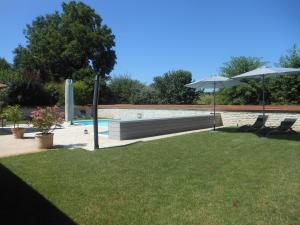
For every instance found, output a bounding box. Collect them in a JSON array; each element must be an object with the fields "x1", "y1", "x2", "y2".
[
  {"x1": 92, "y1": 74, "x2": 100, "y2": 150},
  {"x1": 262, "y1": 75, "x2": 265, "y2": 126},
  {"x1": 213, "y1": 81, "x2": 216, "y2": 131}
]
